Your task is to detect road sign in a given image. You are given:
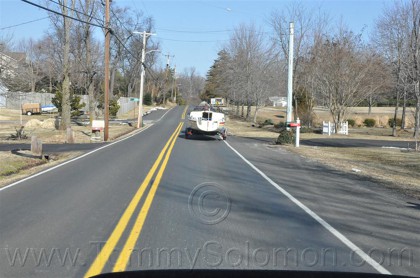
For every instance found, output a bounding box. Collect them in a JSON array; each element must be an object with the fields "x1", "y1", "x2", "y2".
[{"x1": 130, "y1": 97, "x2": 139, "y2": 102}]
